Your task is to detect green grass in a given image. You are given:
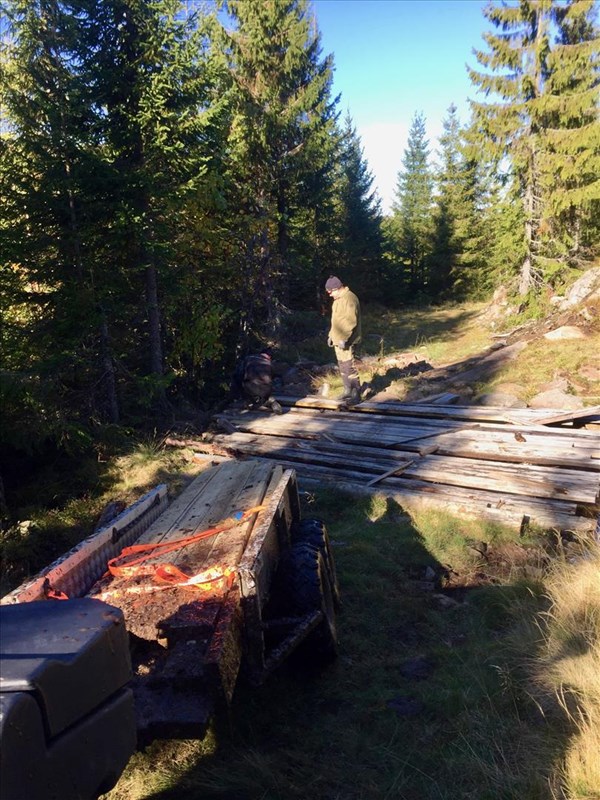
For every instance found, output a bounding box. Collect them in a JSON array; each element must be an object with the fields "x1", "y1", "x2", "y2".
[
  {"x1": 490, "y1": 335, "x2": 600, "y2": 404},
  {"x1": 279, "y1": 302, "x2": 490, "y2": 366}
]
